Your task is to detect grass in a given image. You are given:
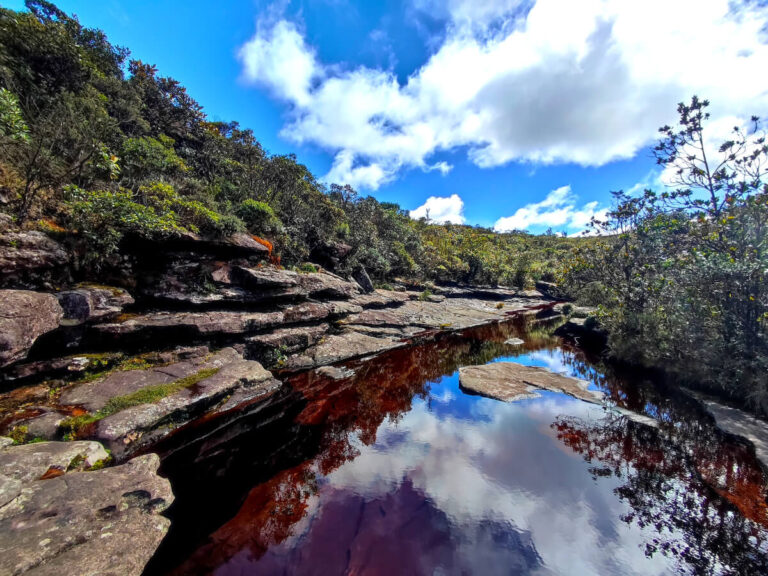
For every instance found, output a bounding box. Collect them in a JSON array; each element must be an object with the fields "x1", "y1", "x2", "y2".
[{"x1": 60, "y1": 367, "x2": 221, "y2": 437}]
